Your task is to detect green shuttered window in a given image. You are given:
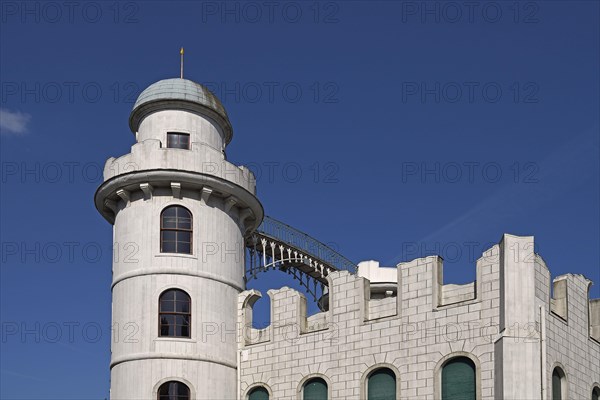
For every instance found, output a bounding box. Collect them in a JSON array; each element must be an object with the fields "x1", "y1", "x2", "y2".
[
  {"x1": 303, "y1": 378, "x2": 328, "y2": 400},
  {"x1": 248, "y1": 387, "x2": 269, "y2": 400},
  {"x1": 441, "y1": 357, "x2": 476, "y2": 400},
  {"x1": 367, "y1": 368, "x2": 396, "y2": 400}
]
